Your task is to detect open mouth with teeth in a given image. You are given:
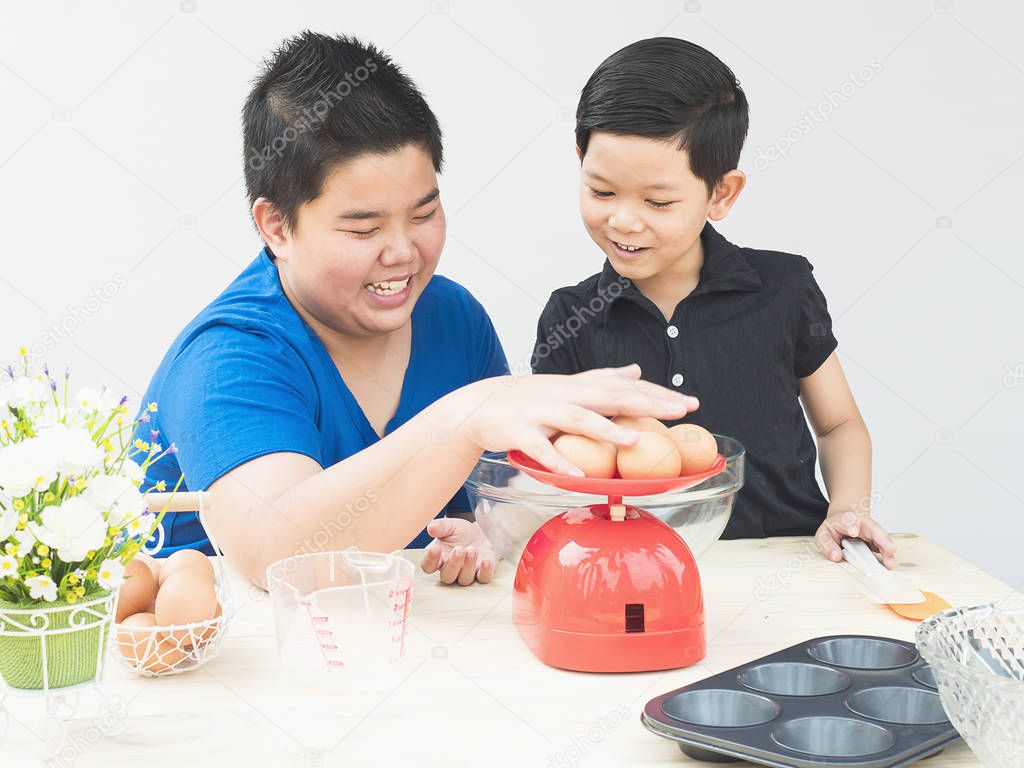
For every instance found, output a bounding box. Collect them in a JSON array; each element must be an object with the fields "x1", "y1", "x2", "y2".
[
  {"x1": 366, "y1": 276, "x2": 412, "y2": 296},
  {"x1": 610, "y1": 239, "x2": 650, "y2": 257}
]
